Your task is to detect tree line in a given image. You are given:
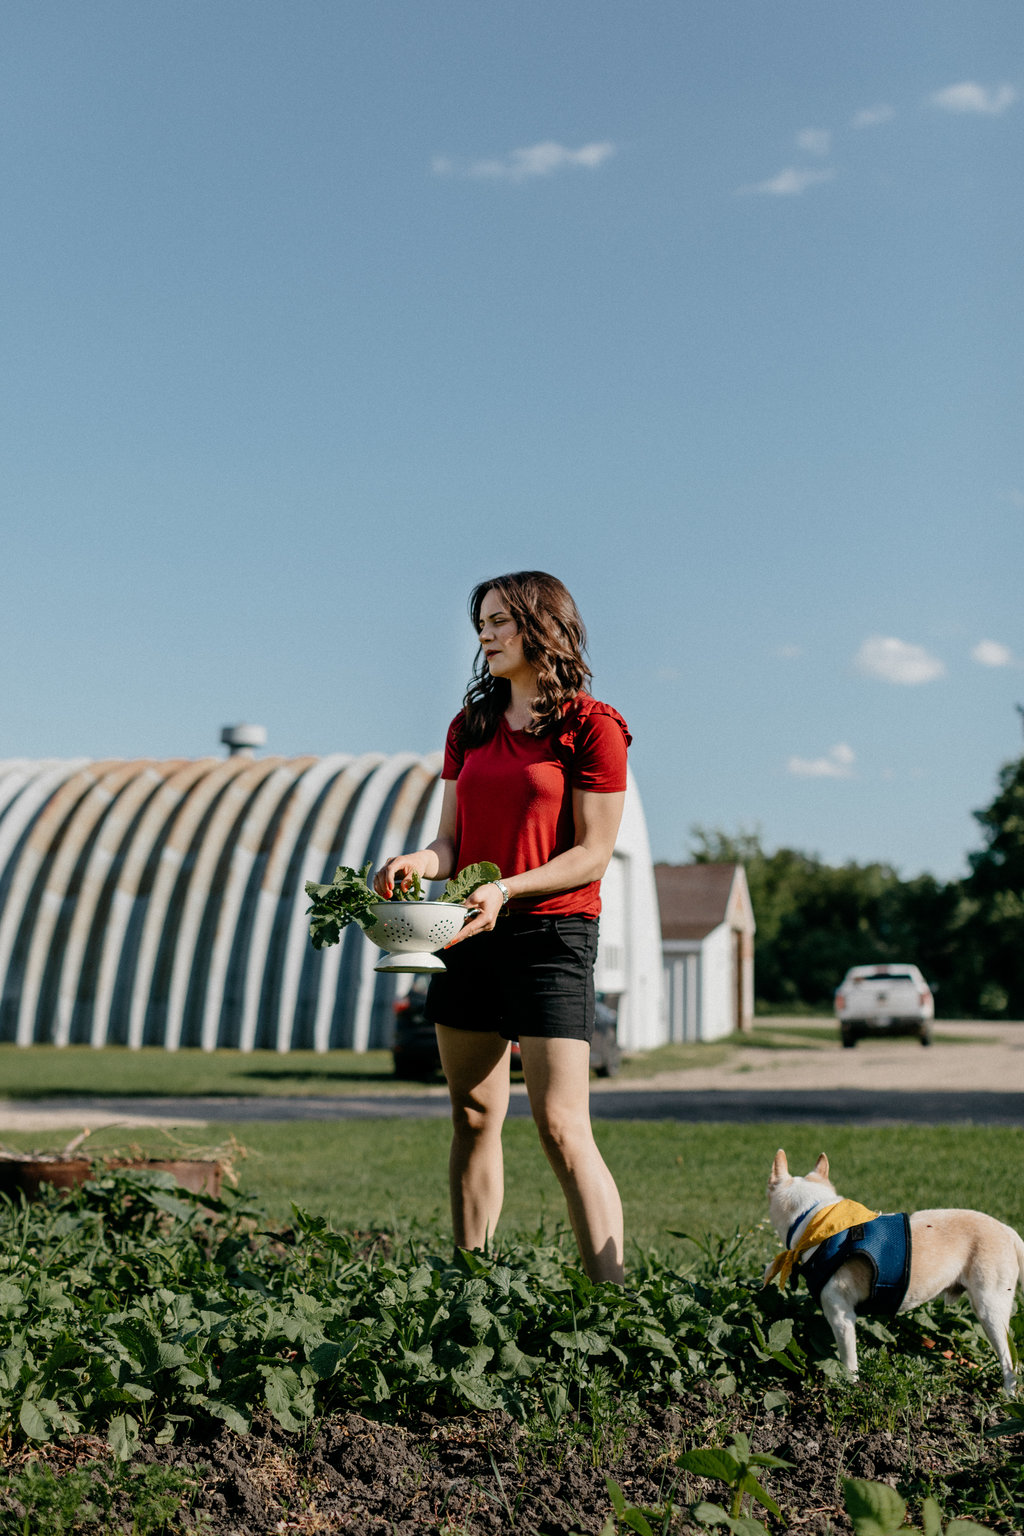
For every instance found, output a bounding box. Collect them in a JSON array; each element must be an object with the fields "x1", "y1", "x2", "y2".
[{"x1": 690, "y1": 752, "x2": 1024, "y2": 1019}]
